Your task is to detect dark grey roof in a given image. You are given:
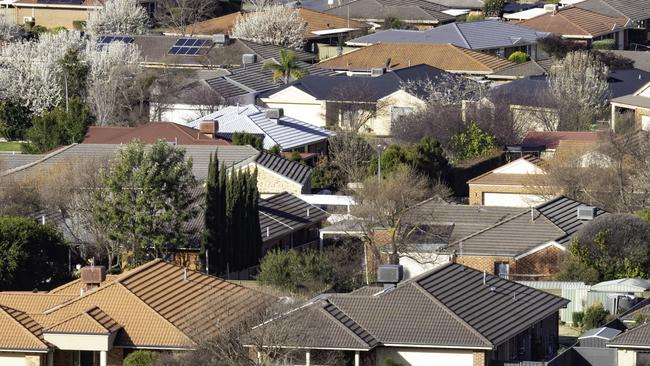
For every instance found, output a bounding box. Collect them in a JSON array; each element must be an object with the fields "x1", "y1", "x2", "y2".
[
  {"x1": 0, "y1": 153, "x2": 43, "y2": 173},
  {"x1": 323, "y1": 0, "x2": 455, "y2": 24},
  {"x1": 348, "y1": 20, "x2": 548, "y2": 50},
  {"x1": 608, "y1": 51, "x2": 650, "y2": 73},
  {"x1": 238, "y1": 39, "x2": 316, "y2": 63},
  {"x1": 429, "y1": 0, "x2": 484, "y2": 9},
  {"x1": 487, "y1": 58, "x2": 553, "y2": 79},
  {"x1": 535, "y1": 196, "x2": 609, "y2": 244},
  {"x1": 621, "y1": 303, "x2": 650, "y2": 322},
  {"x1": 256, "y1": 262, "x2": 569, "y2": 350},
  {"x1": 255, "y1": 151, "x2": 313, "y2": 184},
  {"x1": 608, "y1": 322, "x2": 650, "y2": 348},
  {"x1": 575, "y1": 0, "x2": 650, "y2": 22},
  {"x1": 259, "y1": 191, "x2": 328, "y2": 242},
  {"x1": 417, "y1": 263, "x2": 570, "y2": 346},
  {"x1": 260, "y1": 64, "x2": 449, "y2": 101},
  {"x1": 580, "y1": 327, "x2": 622, "y2": 340}
]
